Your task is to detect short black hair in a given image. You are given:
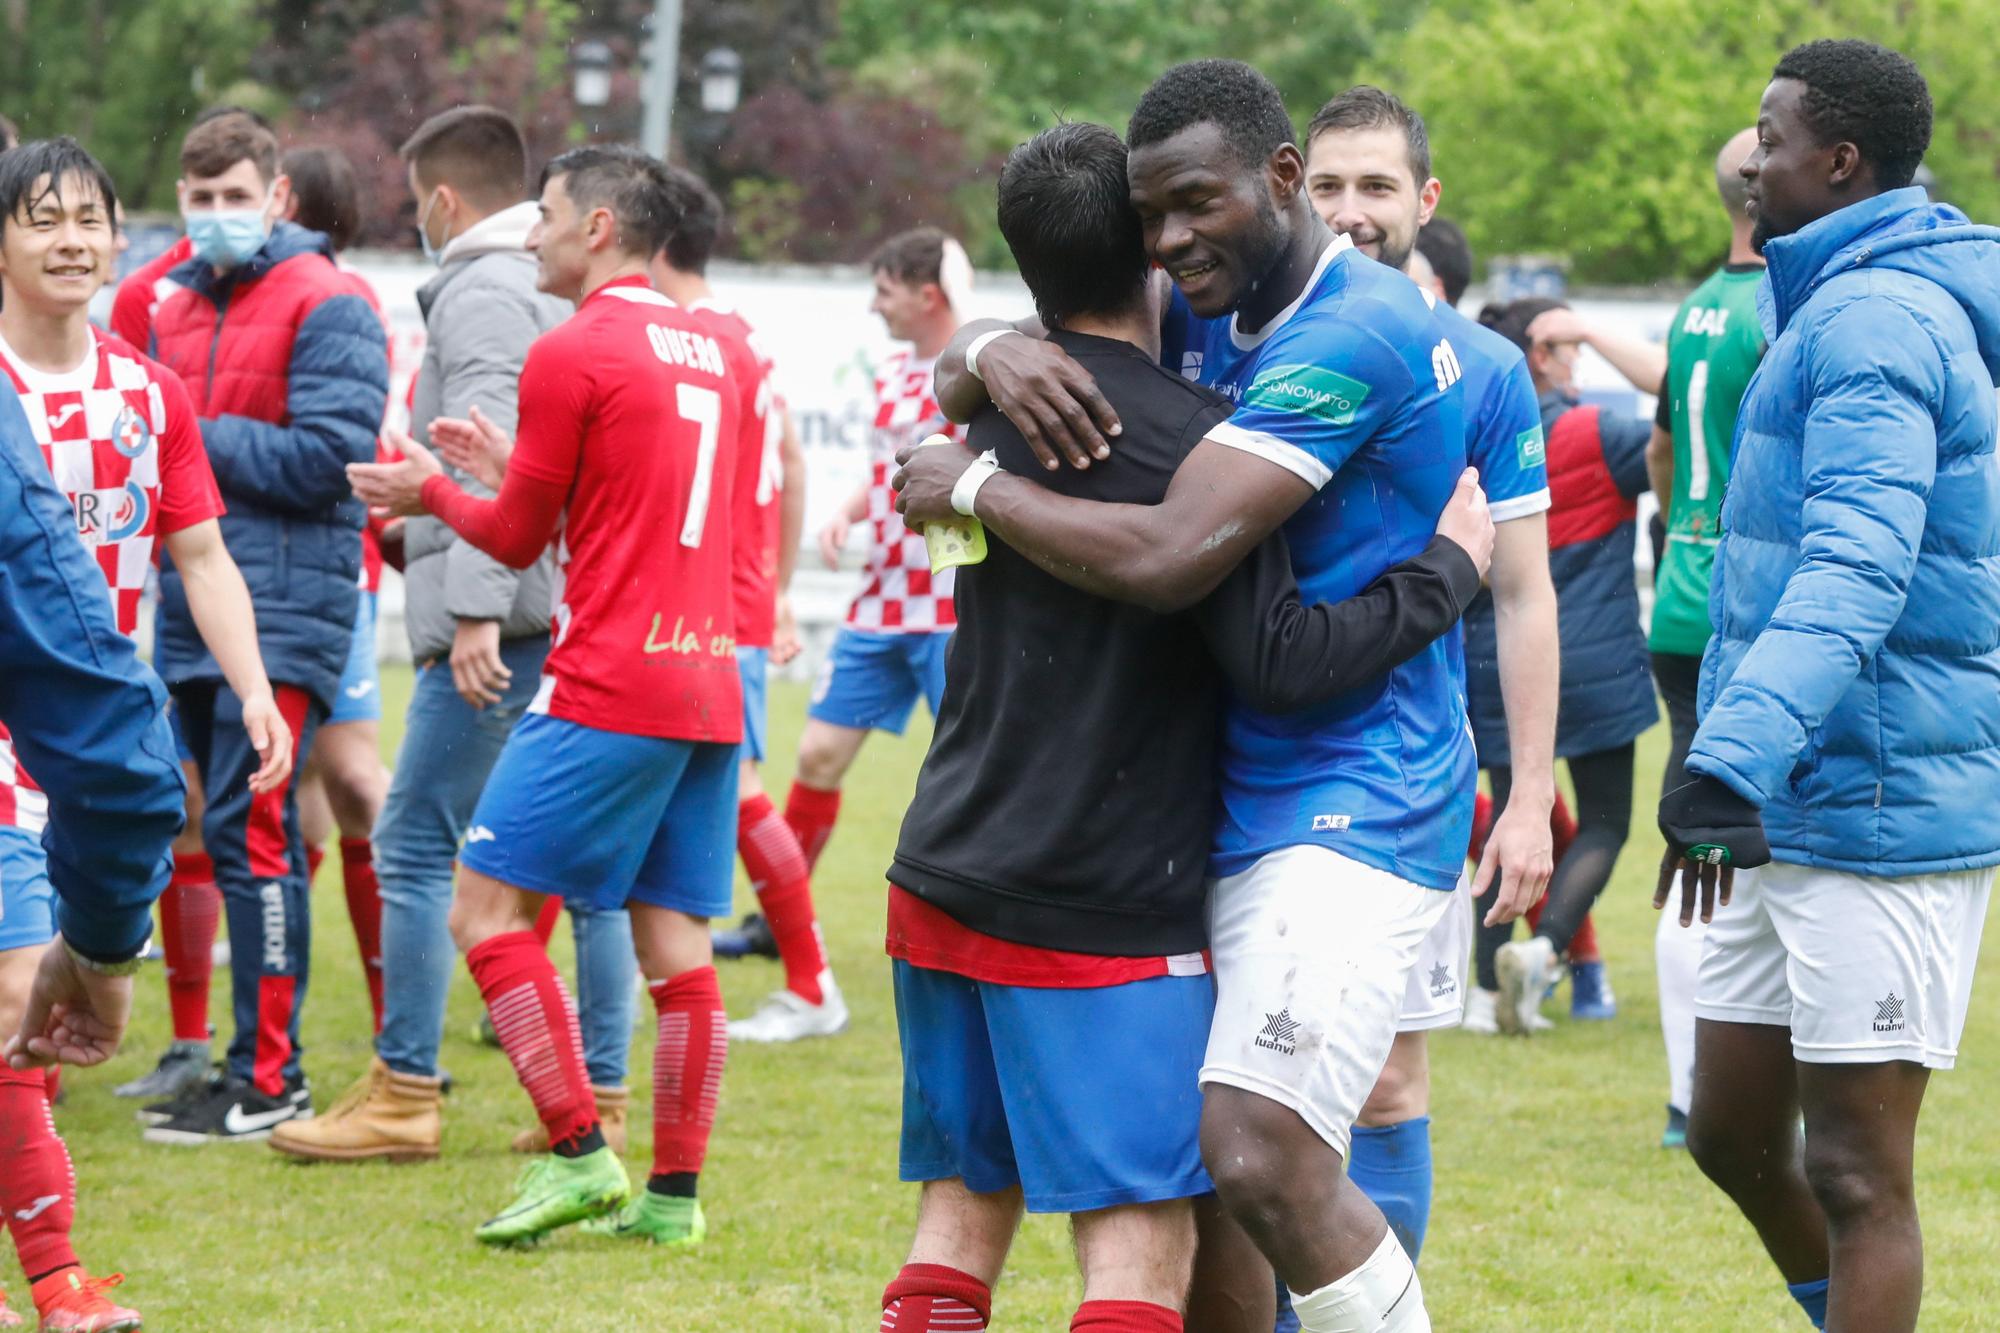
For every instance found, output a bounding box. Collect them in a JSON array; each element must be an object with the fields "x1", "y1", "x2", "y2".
[
  {"x1": 538, "y1": 145, "x2": 679, "y2": 258},
  {"x1": 1477, "y1": 296, "x2": 1566, "y2": 355},
  {"x1": 1128, "y1": 59, "x2": 1295, "y2": 170},
  {"x1": 1306, "y1": 86, "x2": 1431, "y2": 182},
  {"x1": 997, "y1": 122, "x2": 1149, "y2": 330},
  {"x1": 282, "y1": 146, "x2": 362, "y2": 252},
  {"x1": 658, "y1": 165, "x2": 724, "y2": 274},
  {"x1": 0, "y1": 137, "x2": 119, "y2": 238},
  {"x1": 401, "y1": 105, "x2": 529, "y2": 209},
  {"x1": 1772, "y1": 39, "x2": 1932, "y2": 190},
  {"x1": 1415, "y1": 217, "x2": 1472, "y2": 306}
]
